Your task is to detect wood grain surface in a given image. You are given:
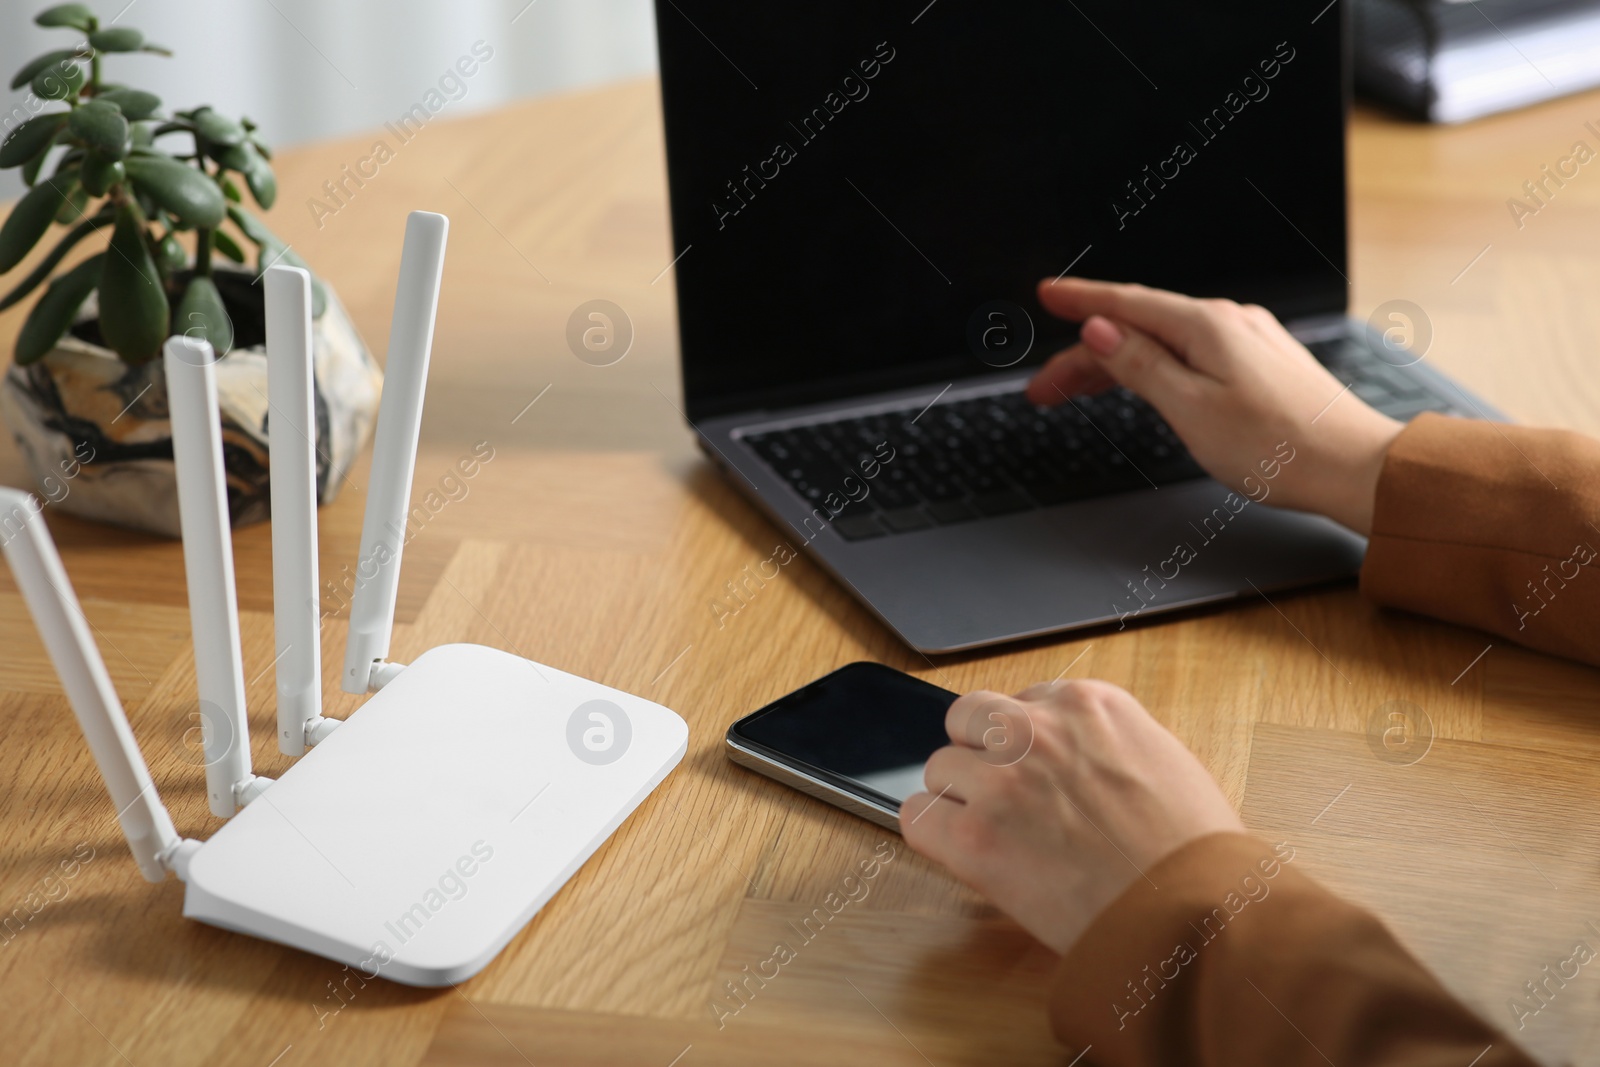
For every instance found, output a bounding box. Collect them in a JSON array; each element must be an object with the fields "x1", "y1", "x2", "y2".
[{"x1": 2, "y1": 77, "x2": 1598, "y2": 1067}]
